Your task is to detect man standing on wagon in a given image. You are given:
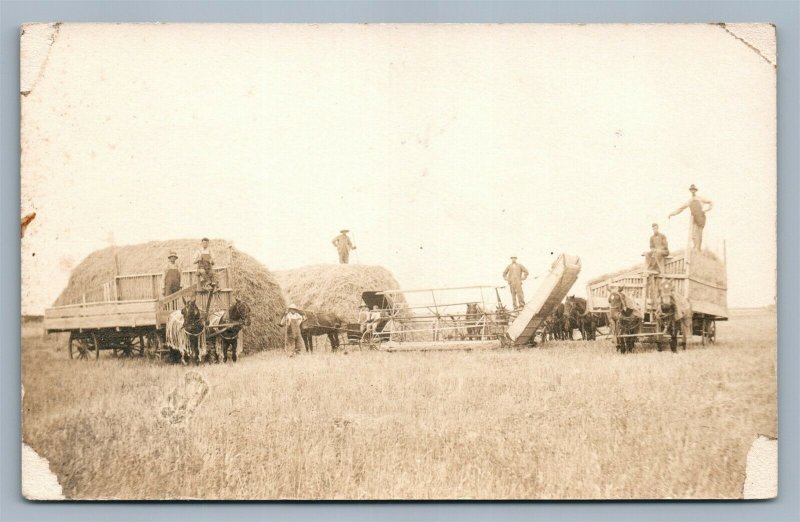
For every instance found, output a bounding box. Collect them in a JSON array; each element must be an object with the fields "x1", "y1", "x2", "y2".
[
  {"x1": 332, "y1": 229, "x2": 356, "y2": 264},
  {"x1": 193, "y1": 237, "x2": 218, "y2": 291},
  {"x1": 668, "y1": 184, "x2": 713, "y2": 250},
  {"x1": 503, "y1": 256, "x2": 529, "y2": 310},
  {"x1": 162, "y1": 251, "x2": 182, "y2": 297}
]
